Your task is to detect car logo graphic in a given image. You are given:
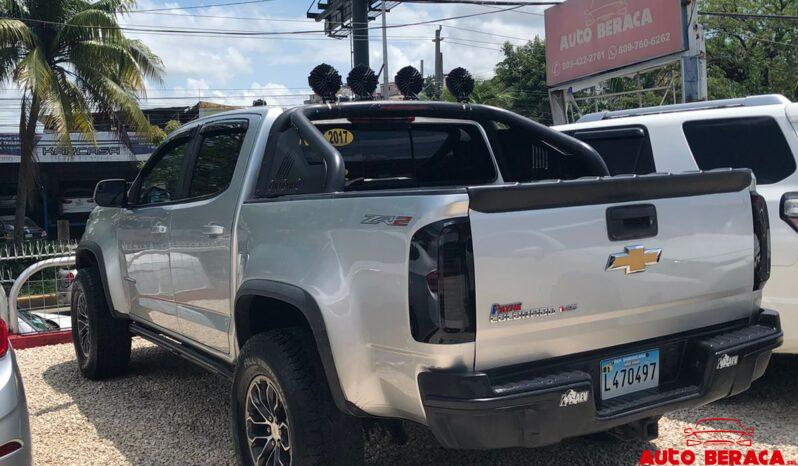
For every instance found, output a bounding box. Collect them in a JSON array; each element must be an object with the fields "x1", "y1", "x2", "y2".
[
  {"x1": 584, "y1": 0, "x2": 629, "y2": 27},
  {"x1": 716, "y1": 353, "x2": 739, "y2": 370},
  {"x1": 683, "y1": 418, "x2": 754, "y2": 447},
  {"x1": 606, "y1": 245, "x2": 662, "y2": 274},
  {"x1": 559, "y1": 389, "x2": 589, "y2": 407}
]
